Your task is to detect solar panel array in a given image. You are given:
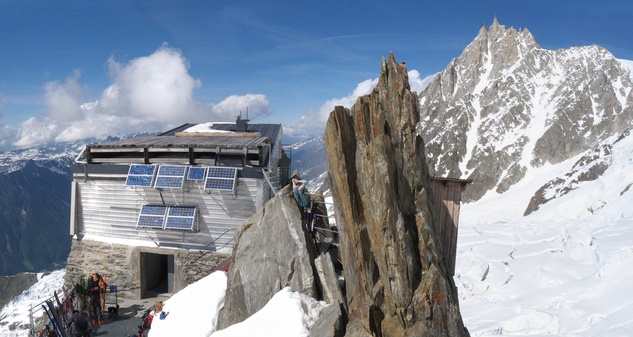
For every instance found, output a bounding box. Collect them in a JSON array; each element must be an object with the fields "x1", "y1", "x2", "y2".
[
  {"x1": 205, "y1": 167, "x2": 238, "y2": 191},
  {"x1": 125, "y1": 165, "x2": 238, "y2": 190},
  {"x1": 125, "y1": 165, "x2": 157, "y2": 187},
  {"x1": 154, "y1": 165, "x2": 187, "y2": 188},
  {"x1": 136, "y1": 205, "x2": 197, "y2": 230}
]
